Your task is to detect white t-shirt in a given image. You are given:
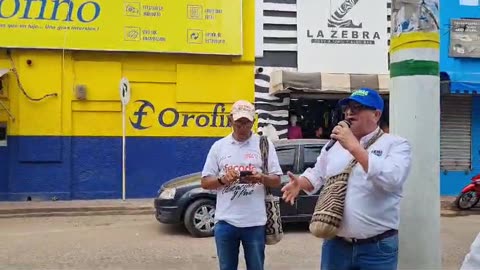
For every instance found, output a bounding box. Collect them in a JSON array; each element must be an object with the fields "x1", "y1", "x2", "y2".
[{"x1": 201, "y1": 133, "x2": 283, "y2": 228}]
